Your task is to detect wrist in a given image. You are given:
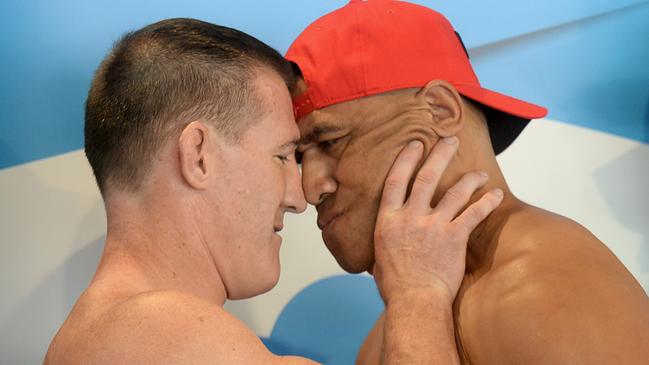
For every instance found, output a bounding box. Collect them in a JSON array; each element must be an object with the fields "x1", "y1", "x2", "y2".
[{"x1": 384, "y1": 285, "x2": 456, "y2": 309}]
